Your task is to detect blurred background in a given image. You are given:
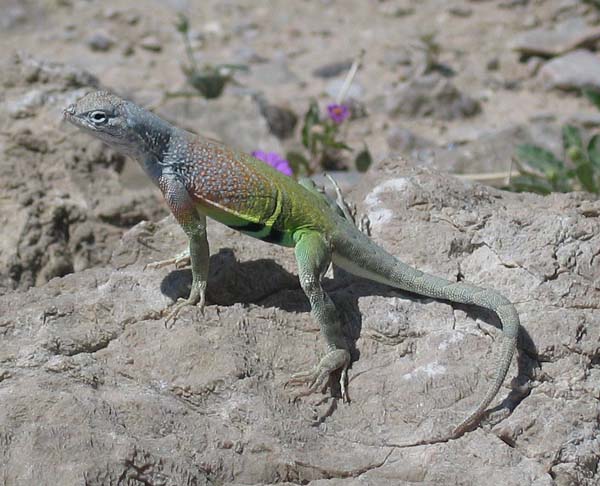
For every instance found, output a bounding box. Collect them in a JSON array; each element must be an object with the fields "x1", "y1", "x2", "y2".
[{"x1": 1, "y1": 0, "x2": 599, "y2": 289}]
